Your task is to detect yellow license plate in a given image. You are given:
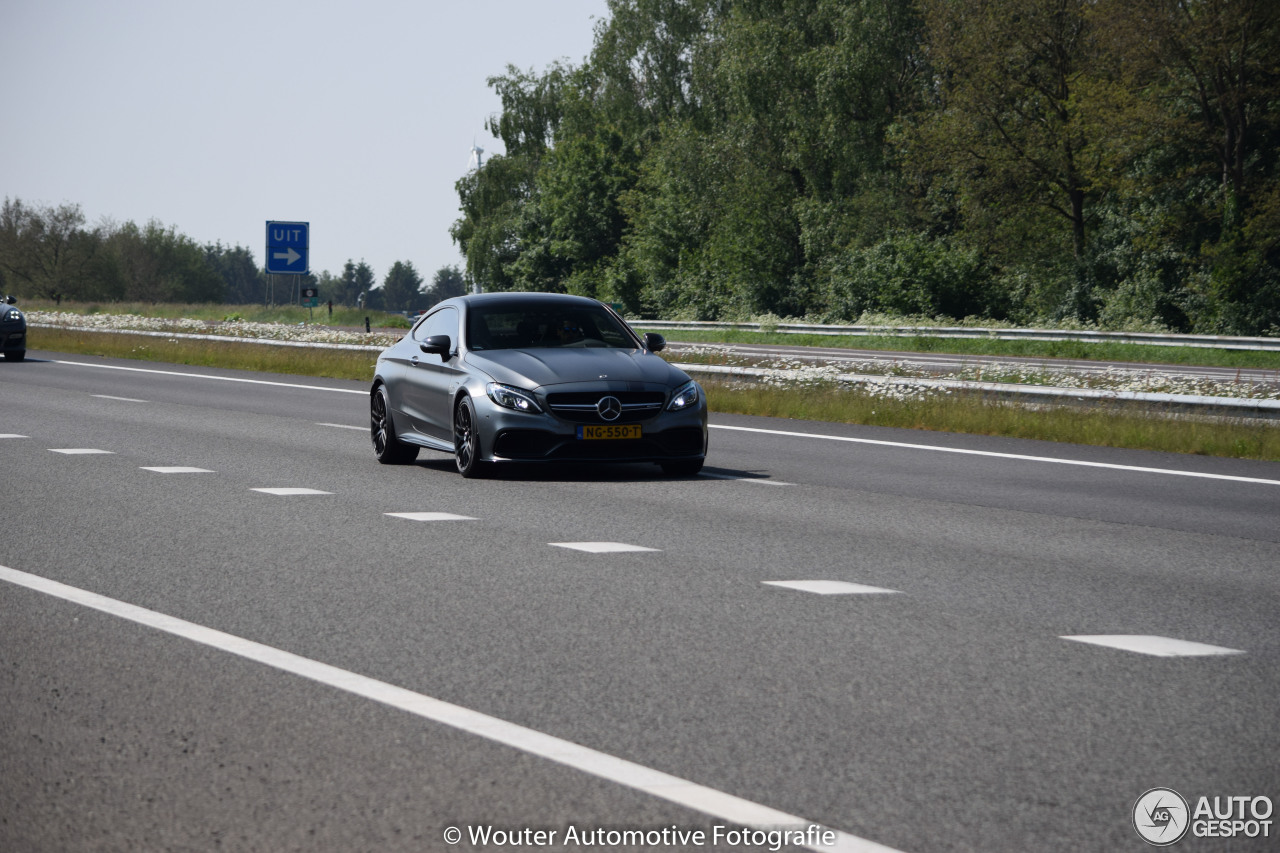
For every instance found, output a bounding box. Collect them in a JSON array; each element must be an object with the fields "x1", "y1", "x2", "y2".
[{"x1": 578, "y1": 424, "x2": 641, "y2": 440}]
